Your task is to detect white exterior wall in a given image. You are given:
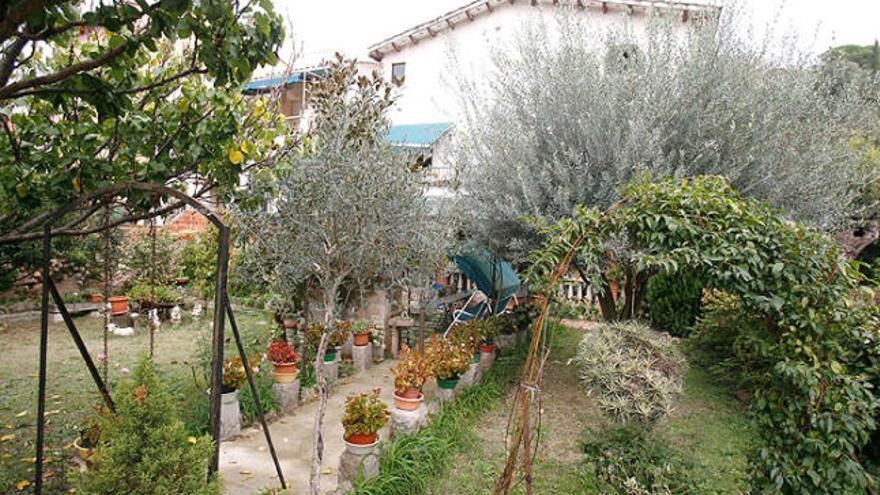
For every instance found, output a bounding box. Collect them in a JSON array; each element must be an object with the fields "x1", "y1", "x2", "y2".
[{"x1": 372, "y1": 3, "x2": 667, "y2": 127}]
